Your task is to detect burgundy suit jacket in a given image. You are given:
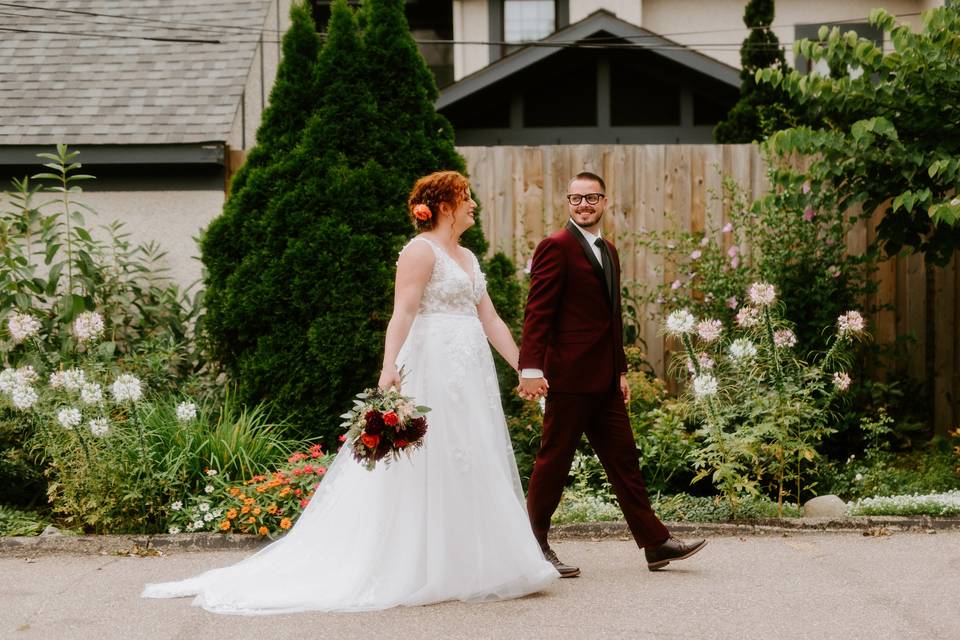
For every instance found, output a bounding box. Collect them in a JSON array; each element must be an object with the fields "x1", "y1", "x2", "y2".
[{"x1": 519, "y1": 221, "x2": 628, "y2": 394}]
